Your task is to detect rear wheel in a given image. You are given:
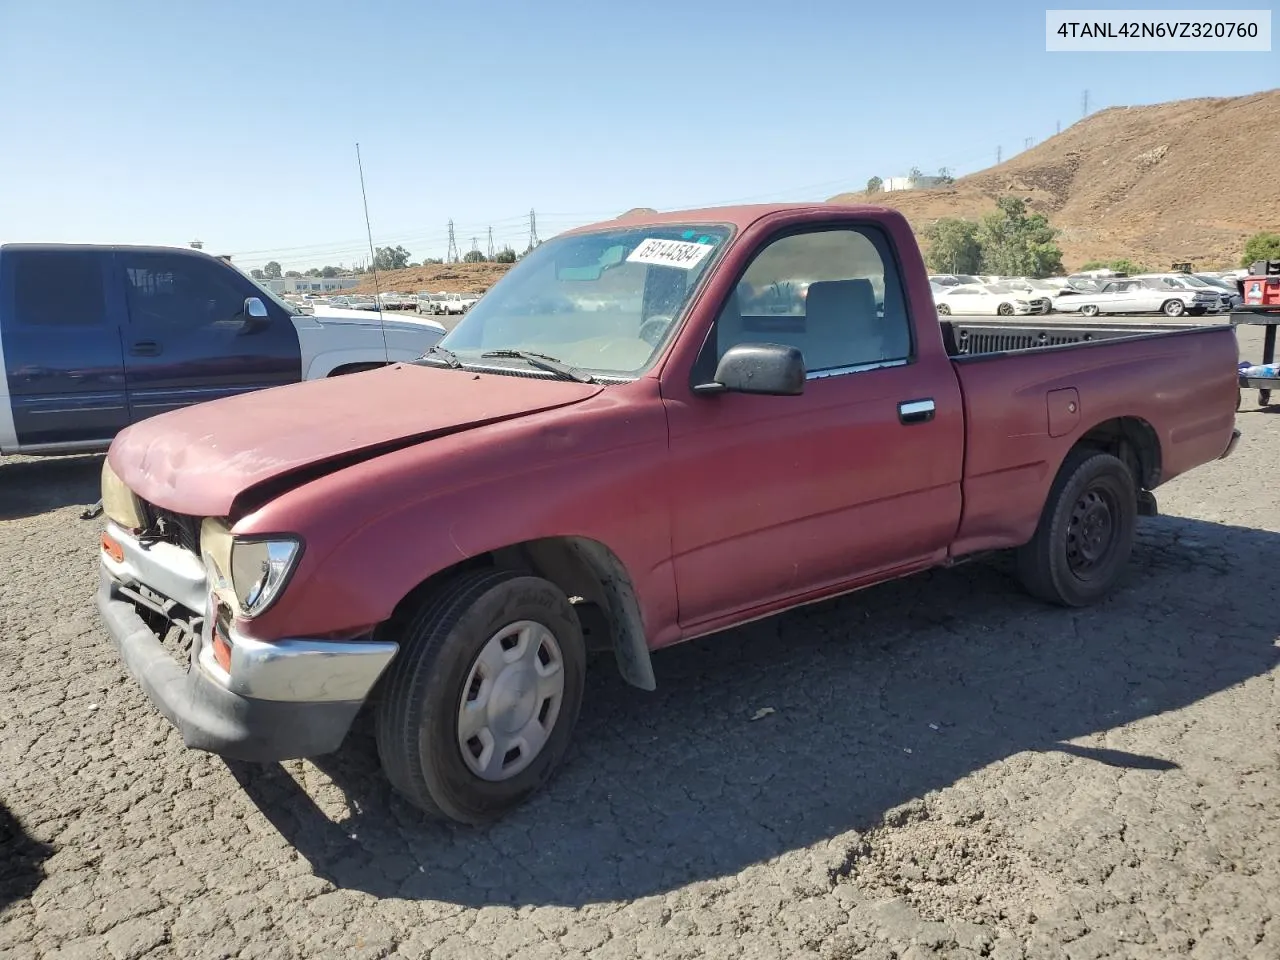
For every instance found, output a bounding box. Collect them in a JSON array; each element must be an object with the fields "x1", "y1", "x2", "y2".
[
  {"x1": 1015, "y1": 449, "x2": 1137, "y2": 607},
  {"x1": 1162, "y1": 299, "x2": 1186, "y2": 317},
  {"x1": 375, "y1": 569, "x2": 587, "y2": 823},
  {"x1": 997, "y1": 303, "x2": 1015, "y2": 316},
  {"x1": 936, "y1": 303, "x2": 951, "y2": 316},
  {"x1": 1080, "y1": 304, "x2": 1099, "y2": 317}
]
